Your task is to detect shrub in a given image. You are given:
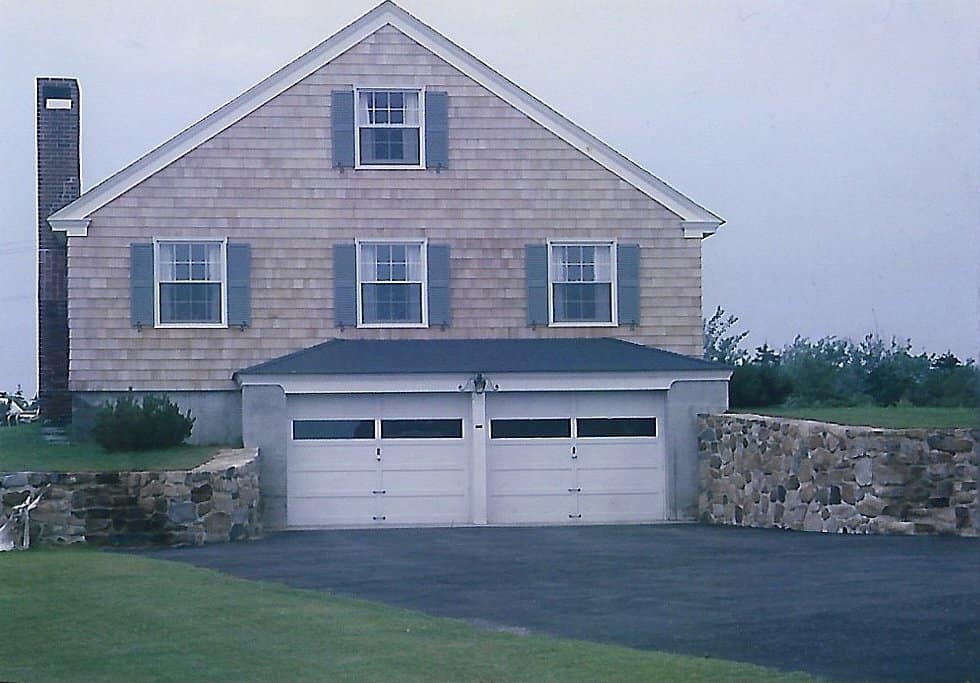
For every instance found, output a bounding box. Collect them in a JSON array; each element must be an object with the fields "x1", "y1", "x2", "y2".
[
  {"x1": 92, "y1": 393, "x2": 195, "y2": 452},
  {"x1": 729, "y1": 363, "x2": 793, "y2": 408}
]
